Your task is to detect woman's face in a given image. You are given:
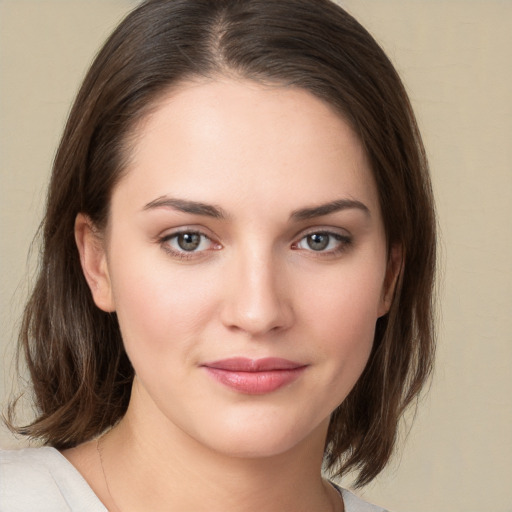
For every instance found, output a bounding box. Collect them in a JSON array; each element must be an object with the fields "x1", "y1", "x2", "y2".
[{"x1": 79, "y1": 79, "x2": 397, "y2": 458}]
